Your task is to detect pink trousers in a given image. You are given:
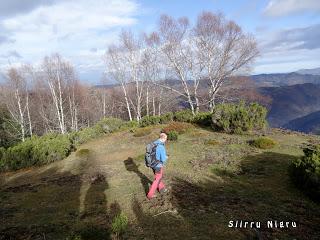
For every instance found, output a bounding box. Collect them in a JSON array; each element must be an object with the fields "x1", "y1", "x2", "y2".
[{"x1": 147, "y1": 167, "x2": 165, "y2": 199}]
